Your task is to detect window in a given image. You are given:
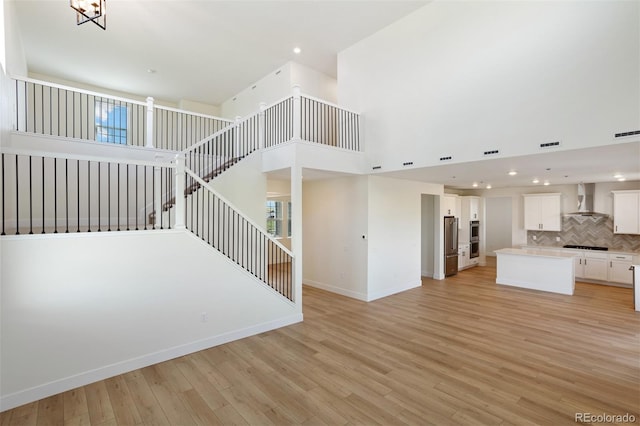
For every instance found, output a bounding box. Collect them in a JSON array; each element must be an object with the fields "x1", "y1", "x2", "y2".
[
  {"x1": 95, "y1": 99, "x2": 127, "y2": 144},
  {"x1": 266, "y1": 200, "x2": 283, "y2": 237}
]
